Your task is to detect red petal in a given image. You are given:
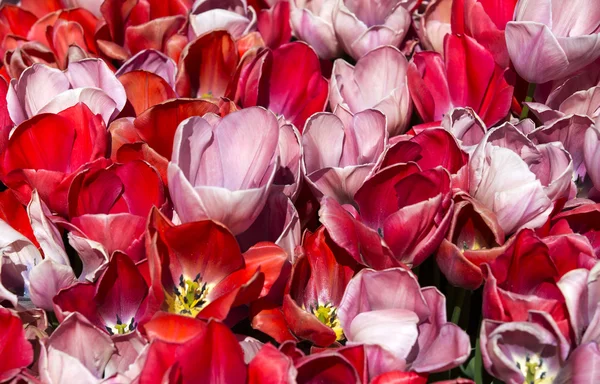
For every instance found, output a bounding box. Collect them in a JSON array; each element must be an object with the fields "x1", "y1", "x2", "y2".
[
  {"x1": 248, "y1": 344, "x2": 295, "y2": 384},
  {"x1": 175, "y1": 31, "x2": 238, "y2": 98},
  {"x1": 119, "y1": 70, "x2": 177, "y2": 116},
  {"x1": 0, "y1": 308, "x2": 34, "y2": 382},
  {"x1": 257, "y1": 1, "x2": 292, "y2": 49},
  {"x1": 124, "y1": 16, "x2": 186, "y2": 56},
  {"x1": 142, "y1": 313, "x2": 206, "y2": 343},
  {"x1": 133, "y1": 98, "x2": 219, "y2": 159}
]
